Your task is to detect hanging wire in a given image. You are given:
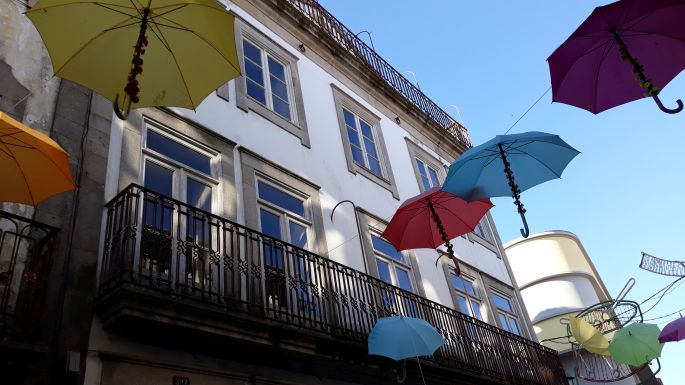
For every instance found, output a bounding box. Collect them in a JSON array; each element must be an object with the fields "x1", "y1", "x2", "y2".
[{"x1": 503, "y1": 86, "x2": 551, "y2": 135}]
